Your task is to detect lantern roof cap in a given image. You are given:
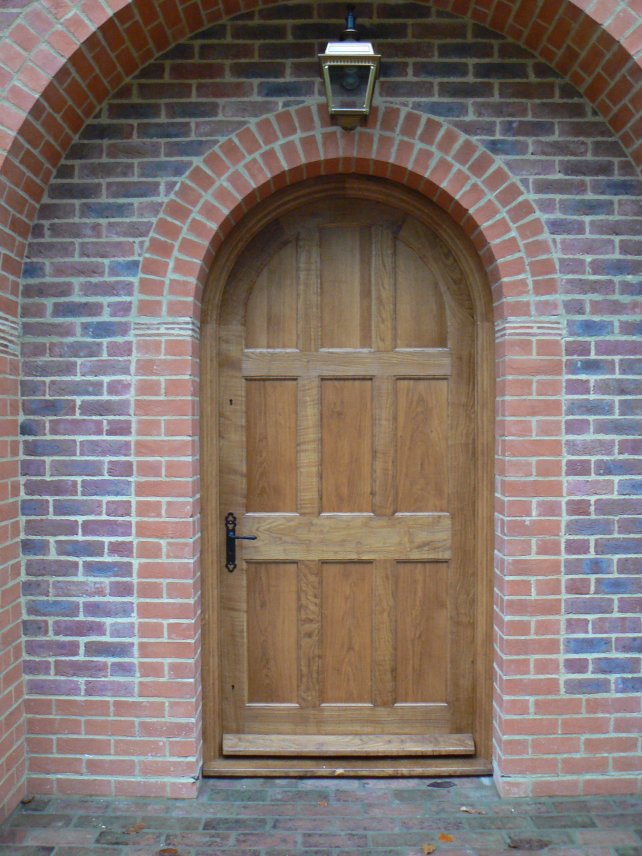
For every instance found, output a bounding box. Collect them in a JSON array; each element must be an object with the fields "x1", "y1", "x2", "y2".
[{"x1": 322, "y1": 41, "x2": 377, "y2": 56}]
